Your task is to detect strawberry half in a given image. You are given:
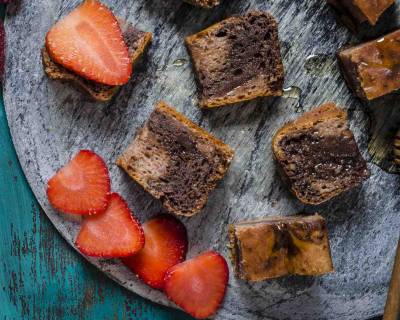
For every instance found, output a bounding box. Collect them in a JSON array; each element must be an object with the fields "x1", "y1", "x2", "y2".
[
  {"x1": 47, "y1": 150, "x2": 110, "y2": 215},
  {"x1": 46, "y1": 0, "x2": 132, "y2": 86},
  {"x1": 164, "y1": 251, "x2": 229, "y2": 319},
  {"x1": 122, "y1": 215, "x2": 188, "y2": 289},
  {"x1": 75, "y1": 193, "x2": 144, "y2": 257}
]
